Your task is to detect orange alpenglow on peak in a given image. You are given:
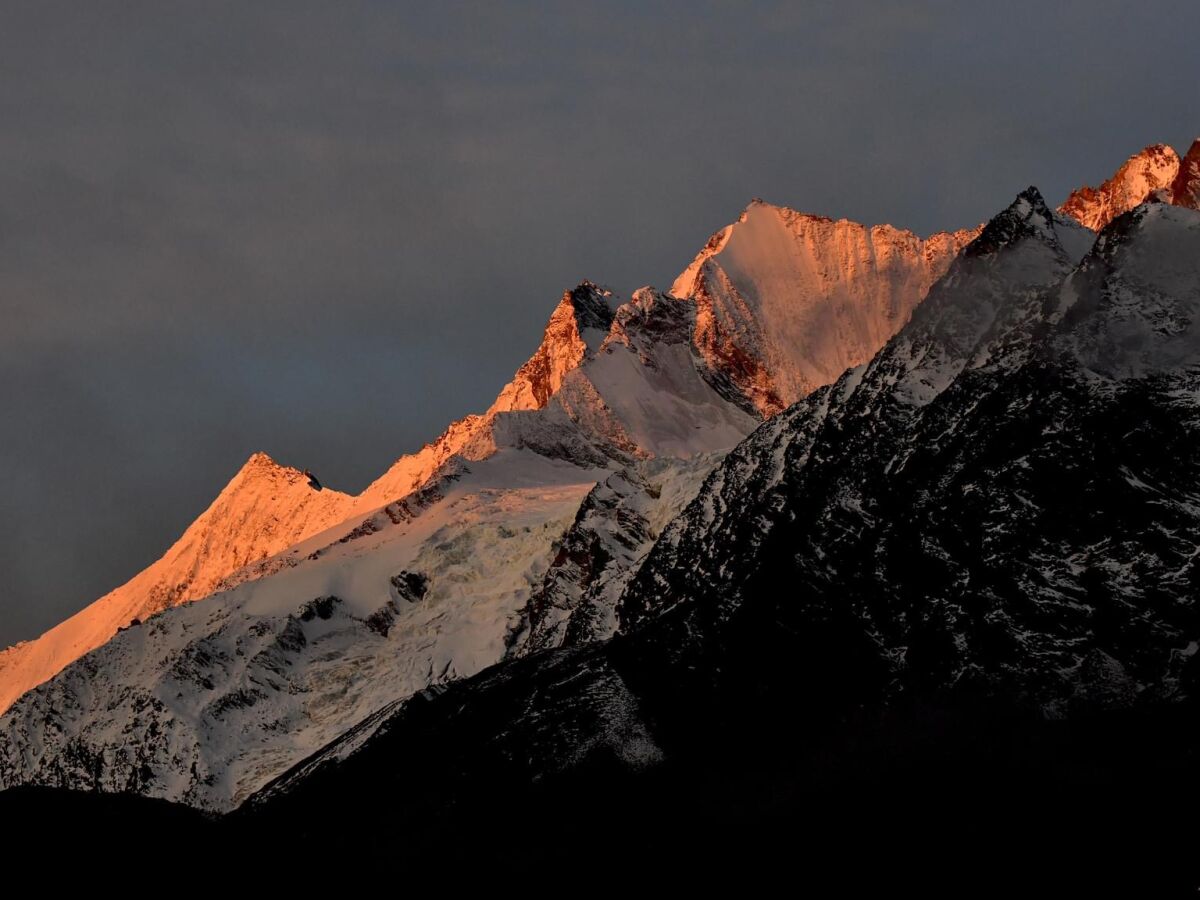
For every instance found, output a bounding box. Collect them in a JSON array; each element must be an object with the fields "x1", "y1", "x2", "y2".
[
  {"x1": 1058, "y1": 143, "x2": 1182, "y2": 230},
  {"x1": 0, "y1": 450, "x2": 359, "y2": 715}
]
